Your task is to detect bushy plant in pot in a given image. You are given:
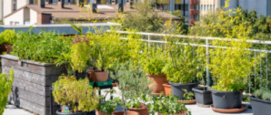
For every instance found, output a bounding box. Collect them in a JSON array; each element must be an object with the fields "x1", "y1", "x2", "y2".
[
  {"x1": 162, "y1": 43, "x2": 201, "y2": 100},
  {"x1": 70, "y1": 35, "x2": 91, "y2": 80},
  {"x1": 208, "y1": 31, "x2": 258, "y2": 109},
  {"x1": 249, "y1": 89, "x2": 271, "y2": 115},
  {"x1": 0, "y1": 68, "x2": 14, "y2": 115},
  {"x1": 140, "y1": 46, "x2": 168, "y2": 95},
  {"x1": 52, "y1": 75, "x2": 99, "y2": 115},
  {"x1": 0, "y1": 29, "x2": 17, "y2": 54},
  {"x1": 110, "y1": 61, "x2": 153, "y2": 115},
  {"x1": 148, "y1": 93, "x2": 191, "y2": 115}
]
